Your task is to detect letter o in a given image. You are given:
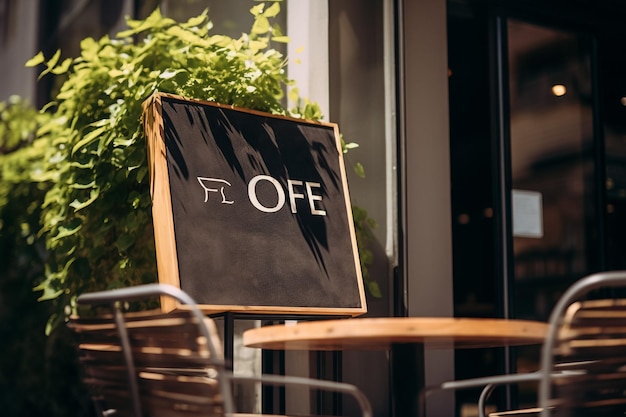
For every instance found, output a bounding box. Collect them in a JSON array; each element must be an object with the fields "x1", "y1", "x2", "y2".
[{"x1": 248, "y1": 175, "x2": 285, "y2": 213}]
